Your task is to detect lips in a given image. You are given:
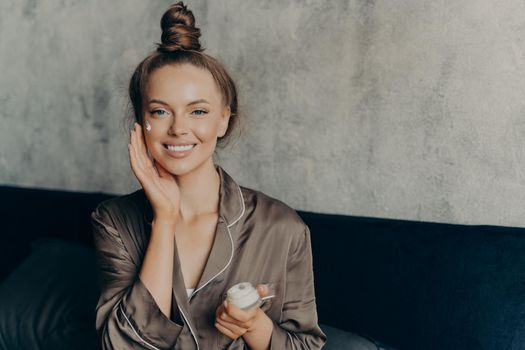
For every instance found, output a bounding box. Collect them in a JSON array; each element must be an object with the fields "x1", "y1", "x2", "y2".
[
  {"x1": 163, "y1": 143, "x2": 196, "y2": 152},
  {"x1": 163, "y1": 143, "x2": 197, "y2": 159}
]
